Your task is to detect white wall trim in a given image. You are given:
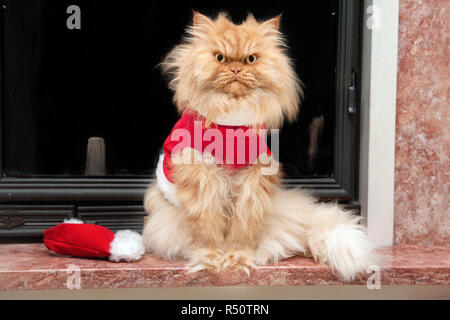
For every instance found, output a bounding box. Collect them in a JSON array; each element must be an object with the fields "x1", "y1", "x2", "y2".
[{"x1": 359, "y1": 0, "x2": 399, "y2": 246}]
